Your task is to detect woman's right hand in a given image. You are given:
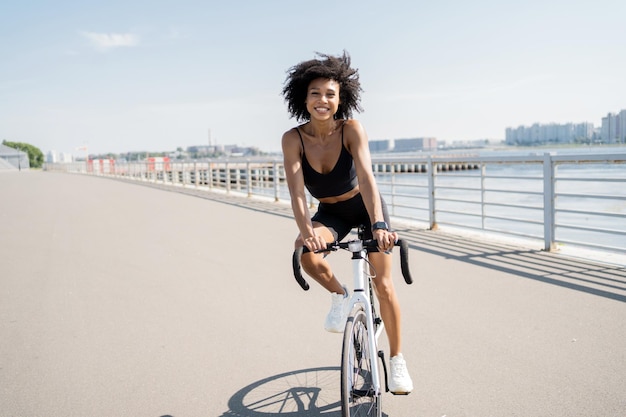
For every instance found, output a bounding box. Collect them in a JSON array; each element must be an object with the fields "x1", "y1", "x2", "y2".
[{"x1": 303, "y1": 234, "x2": 328, "y2": 253}]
